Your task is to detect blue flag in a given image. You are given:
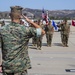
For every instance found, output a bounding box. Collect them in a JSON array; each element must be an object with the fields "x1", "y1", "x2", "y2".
[{"x1": 52, "y1": 20, "x2": 58, "y2": 30}]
